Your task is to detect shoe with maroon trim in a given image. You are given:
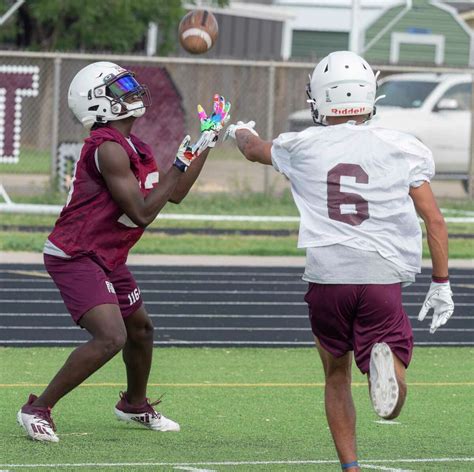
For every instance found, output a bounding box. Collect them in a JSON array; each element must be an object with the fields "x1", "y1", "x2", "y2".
[
  {"x1": 114, "y1": 391, "x2": 180, "y2": 432},
  {"x1": 17, "y1": 394, "x2": 59, "y2": 442}
]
